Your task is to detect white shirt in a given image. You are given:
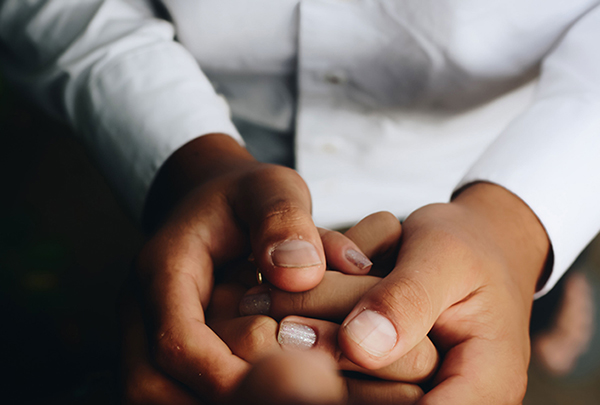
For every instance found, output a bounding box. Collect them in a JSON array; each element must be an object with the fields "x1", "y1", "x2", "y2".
[{"x1": 2, "y1": 0, "x2": 600, "y2": 296}]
